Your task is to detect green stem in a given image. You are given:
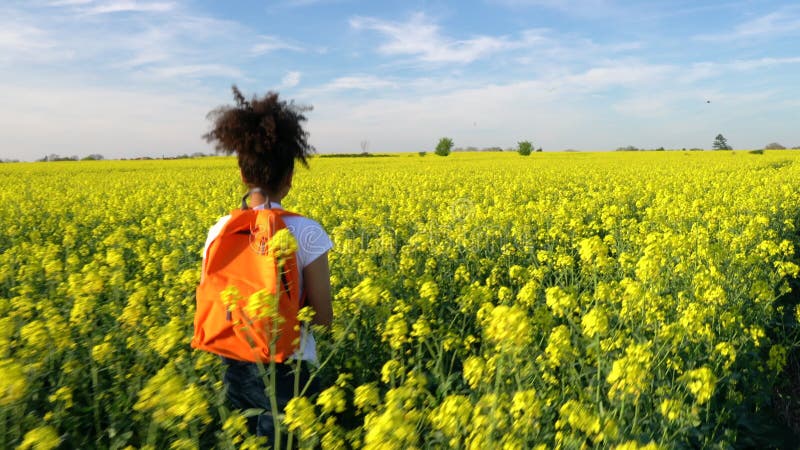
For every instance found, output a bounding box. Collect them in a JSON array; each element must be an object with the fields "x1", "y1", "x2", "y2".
[
  {"x1": 1, "y1": 406, "x2": 6, "y2": 449},
  {"x1": 299, "y1": 319, "x2": 357, "y2": 397},
  {"x1": 91, "y1": 362, "x2": 102, "y2": 446},
  {"x1": 595, "y1": 334, "x2": 602, "y2": 411},
  {"x1": 287, "y1": 327, "x2": 309, "y2": 450}
]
